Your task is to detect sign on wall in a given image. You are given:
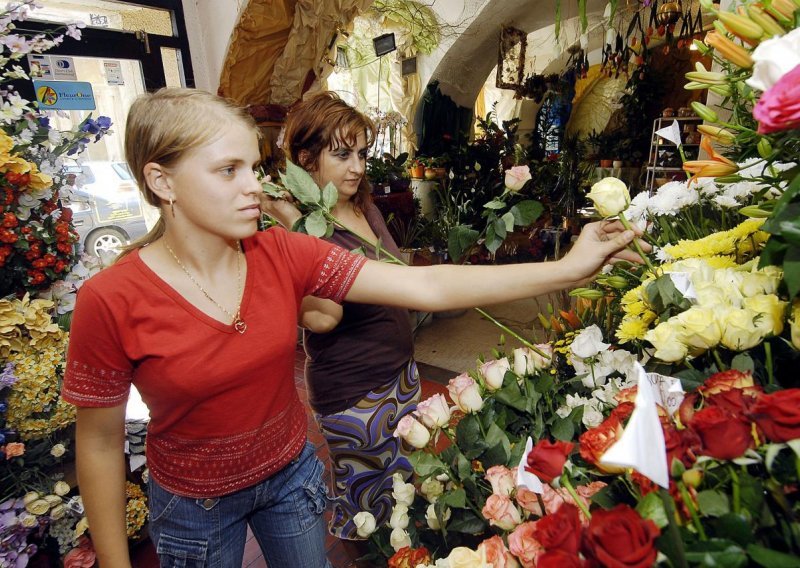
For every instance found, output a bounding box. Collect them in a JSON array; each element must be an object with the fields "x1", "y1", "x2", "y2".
[{"x1": 32, "y1": 80, "x2": 96, "y2": 110}]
